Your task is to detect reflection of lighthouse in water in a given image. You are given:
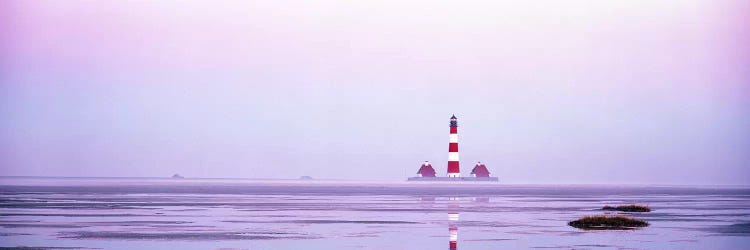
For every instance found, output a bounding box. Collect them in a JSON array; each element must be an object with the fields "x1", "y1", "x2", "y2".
[
  {"x1": 415, "y1": 196, "x2": 488, "y2": 249},
  {"x1": 447, "y1": 195, "x2": 460, "y2": 250},
  {"x1": 448, "y1": 212, "x2": 459, "y2": 250}
]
